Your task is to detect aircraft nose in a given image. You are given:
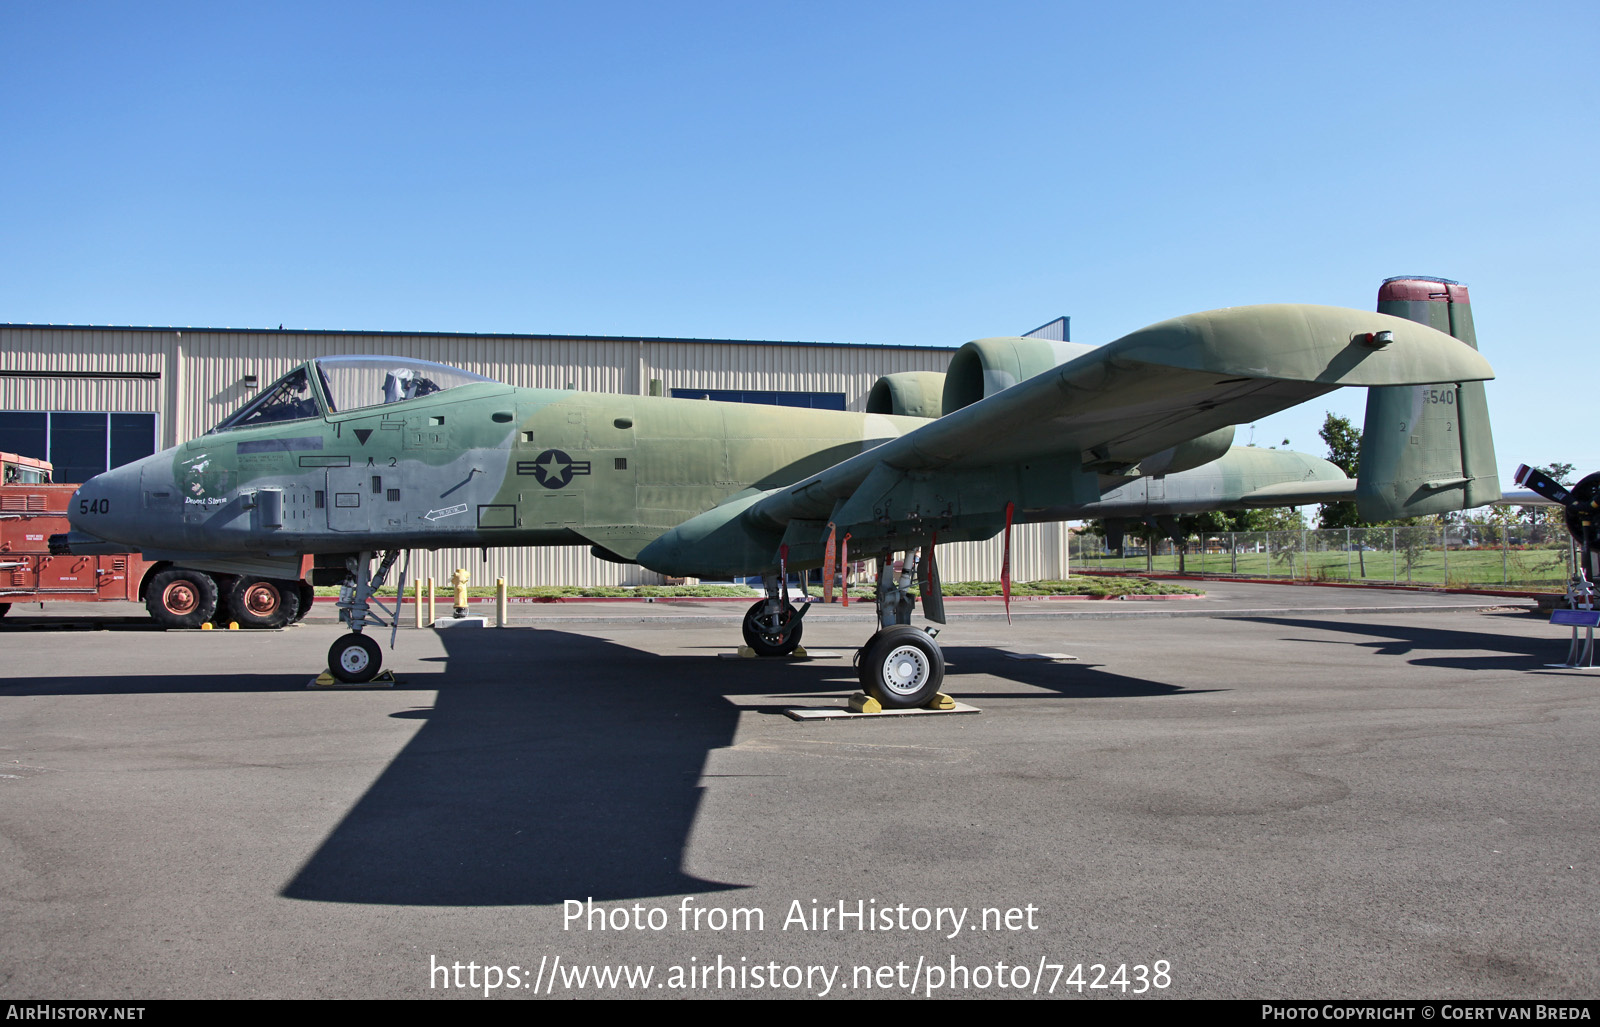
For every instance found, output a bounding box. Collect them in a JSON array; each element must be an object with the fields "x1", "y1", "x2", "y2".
[{"x1": 68, "y1": 456, "x2": 154, "y2": 545}]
